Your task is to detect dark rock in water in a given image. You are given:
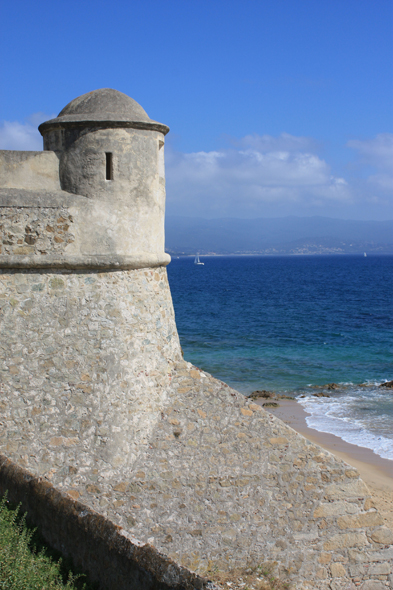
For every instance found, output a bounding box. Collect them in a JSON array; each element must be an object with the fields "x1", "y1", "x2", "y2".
[
  {"x1": 312, "y1": 392, "x2": 331, "y2": 398},
  {"x1": 250, "y1": 390, "x2": 275, "y2": 399},
  {"x1": 380, "y1": 380, "x2": 393, "y2": 389},
  {"x1": 263, "y1": 402, "x2": 280, "y2": 408},
  {"x1": 326, "y1": 383, "x2": 340, "y2": 390}
]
